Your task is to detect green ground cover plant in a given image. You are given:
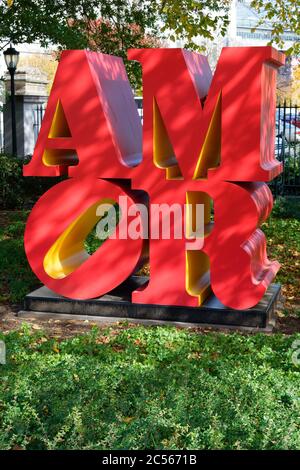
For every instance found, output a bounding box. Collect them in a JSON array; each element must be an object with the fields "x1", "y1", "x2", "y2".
[{"x1": 0, "y1": 325, "x2": 299, "y2": 450}]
